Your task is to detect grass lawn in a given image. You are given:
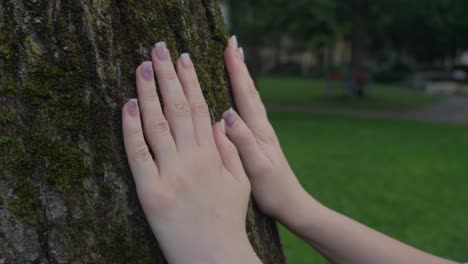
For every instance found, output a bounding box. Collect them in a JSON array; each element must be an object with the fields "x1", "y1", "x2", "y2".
[
  {"x1": 258, "y1": 76, "x2": 441, "y2": 111},
  {"x1": 269, "y1": 111, "x2": 468, "y2": 263}
]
